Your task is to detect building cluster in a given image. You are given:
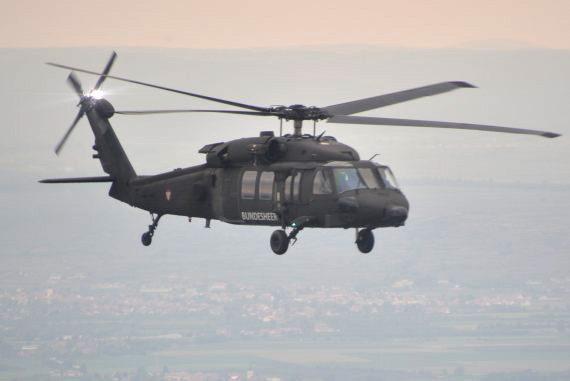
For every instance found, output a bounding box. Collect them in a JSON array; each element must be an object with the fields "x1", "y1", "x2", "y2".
[{"x1": 1, "y1": 272, "x2": 568, "y2": 380}]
